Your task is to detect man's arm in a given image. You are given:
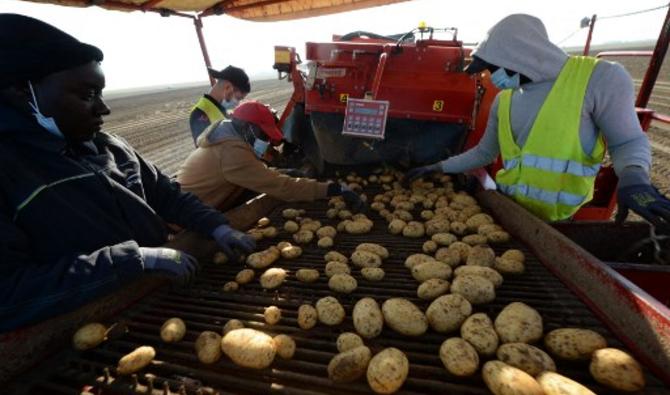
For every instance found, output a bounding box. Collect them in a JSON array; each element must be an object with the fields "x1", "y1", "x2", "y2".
[{"x1": 0, "y1": 196, "x2": 145, "y2": 332}]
